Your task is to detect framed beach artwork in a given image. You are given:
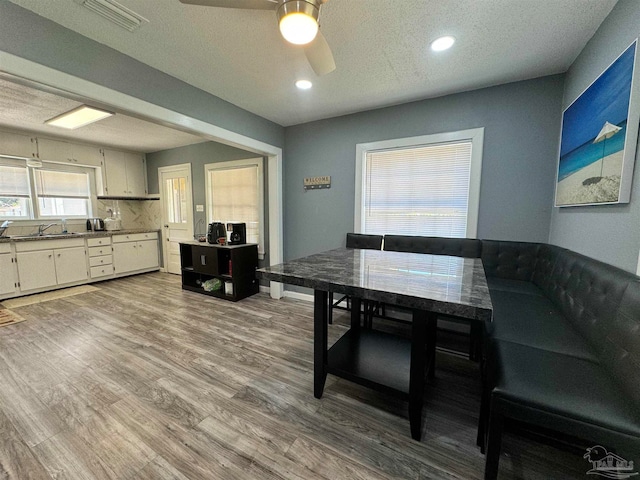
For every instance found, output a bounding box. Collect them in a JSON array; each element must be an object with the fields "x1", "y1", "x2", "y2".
[{"x1": 555, "y1": 40, "x2": 640, "y2": 207}]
